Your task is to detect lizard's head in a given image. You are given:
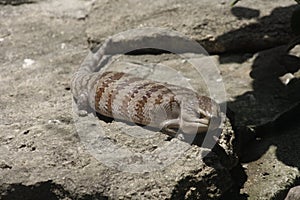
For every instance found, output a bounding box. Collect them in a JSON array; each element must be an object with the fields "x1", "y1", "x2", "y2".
[
  {"x1": 160, "y1": 95, "x2": 222, "y2": 135},
  {"x1": 196, "y1": 96, "x2": 222, "y2": 132},
  {"x1": 179, "y1": 95, "x2": 222, "y2": 134}
]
